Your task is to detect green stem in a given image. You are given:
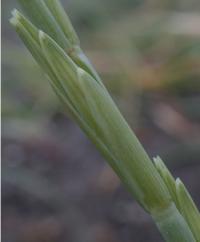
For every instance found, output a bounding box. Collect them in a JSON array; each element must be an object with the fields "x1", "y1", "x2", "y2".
[
  {"x1": 11, "y1": 1, "x2": 199, "y2": 240},
  {"x1": 153, "y1": 203, "x2": 196, "y2": 242}
]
